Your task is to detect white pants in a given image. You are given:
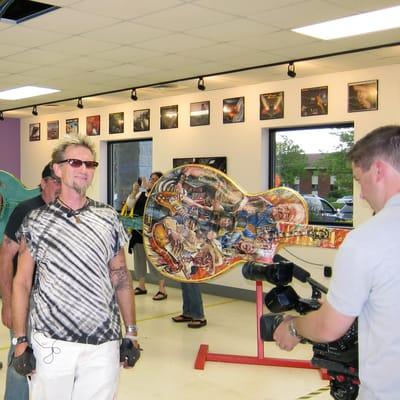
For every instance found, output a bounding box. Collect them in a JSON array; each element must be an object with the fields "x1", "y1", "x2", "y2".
[{"x1": 30, "y1": 332, "x2": 120, "y2": 400}]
